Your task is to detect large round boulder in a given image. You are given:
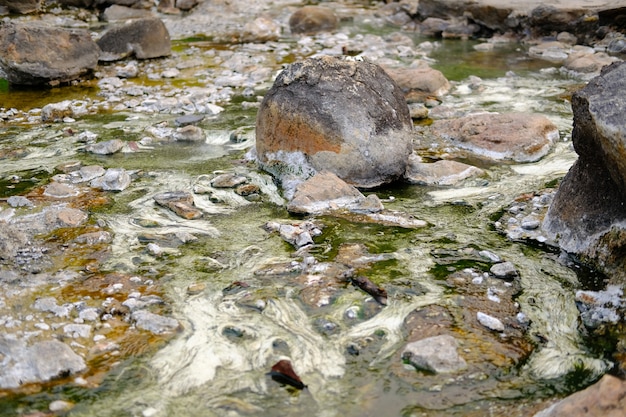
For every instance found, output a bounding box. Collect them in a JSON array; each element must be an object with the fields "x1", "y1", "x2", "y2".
[
  {"x1": 0, "y1": 22, "x2": 100, "y2": 86},
  {"x1": 255, "y1": 56, "x2": 413, "y2": 196}
]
